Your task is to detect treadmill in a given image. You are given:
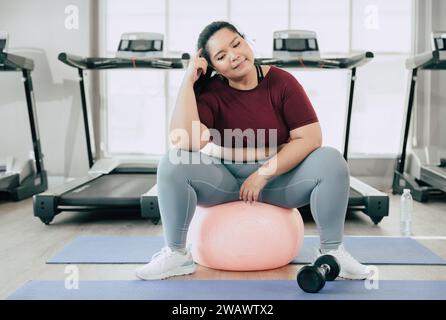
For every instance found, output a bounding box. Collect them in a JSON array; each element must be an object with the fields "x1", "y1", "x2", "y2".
[
  {"x1": 33, "y1": 33, "x2": 188, "y2": 224},
  {"x1": 255, "y1": 30, "x2": 389, "y2": 224},
  {"x1": 392, "y1": 31, "x2": 446, "y2": 202},
  {"x1": 0, "y1": 33, "x2": 48, "y2": 200}
]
